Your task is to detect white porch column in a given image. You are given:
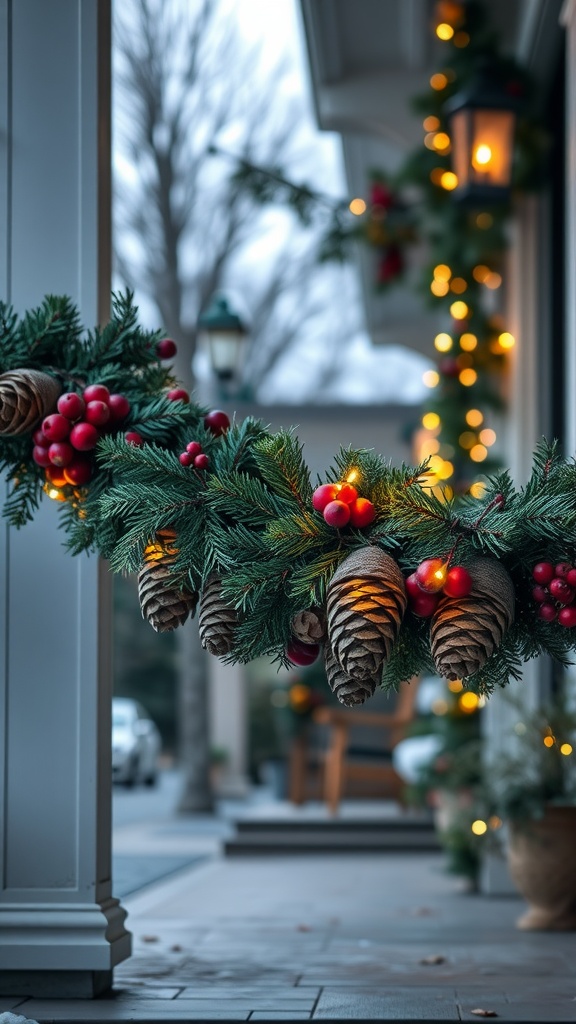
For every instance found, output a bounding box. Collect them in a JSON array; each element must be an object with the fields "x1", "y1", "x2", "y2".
[
  {"x1": 0, "y1": 0, "x2": 130, "y2": 998},
  {"x1": 209, "y1": 660, "x2": 250, "y2": 798}
]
